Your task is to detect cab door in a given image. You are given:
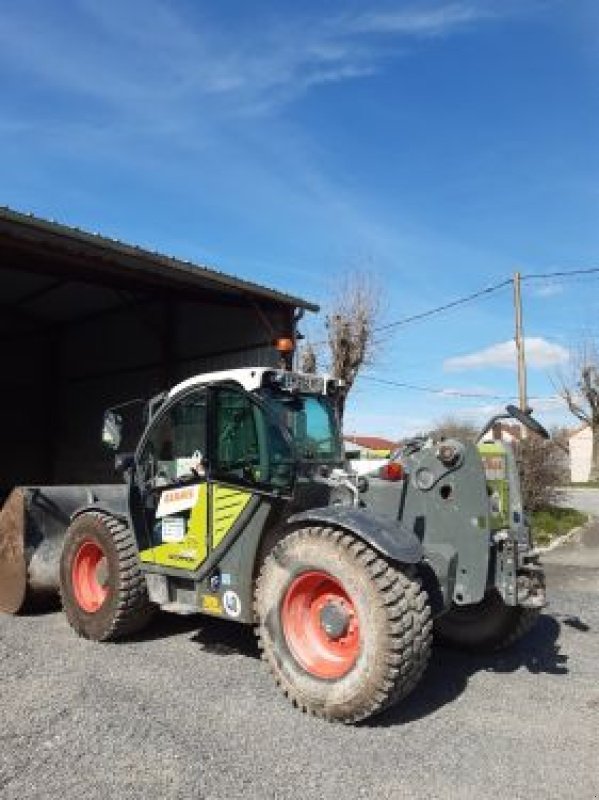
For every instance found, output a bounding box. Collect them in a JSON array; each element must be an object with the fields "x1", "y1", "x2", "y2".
[
  {"x1": 136, "y1": 388, "x2": 210, "y2": 572},
  {"x1": 207, "y1": 385, "x2": 295, "y2": 556}
]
